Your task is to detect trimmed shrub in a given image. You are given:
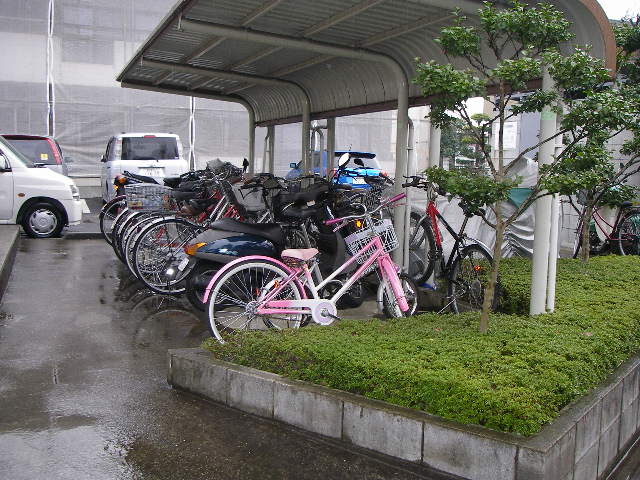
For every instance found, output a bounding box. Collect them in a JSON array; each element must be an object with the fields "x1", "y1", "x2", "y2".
[{"x1": 203, "y1": 255, "x2": 640, "y2": 435}]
